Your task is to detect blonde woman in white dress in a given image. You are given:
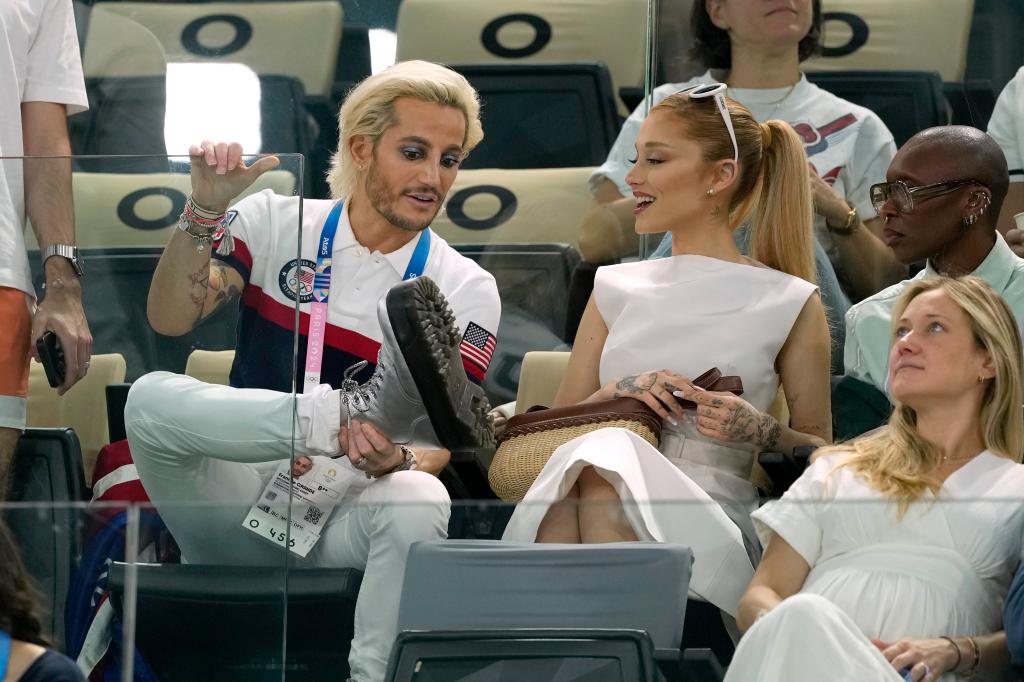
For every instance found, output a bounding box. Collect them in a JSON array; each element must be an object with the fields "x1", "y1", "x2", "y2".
[
  {"x1": 502, "y1": 88, "x2": 832, "y2": 619},
  {"x1": 730, "y1": 276, "x2": 1024, "y2": 681}
]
